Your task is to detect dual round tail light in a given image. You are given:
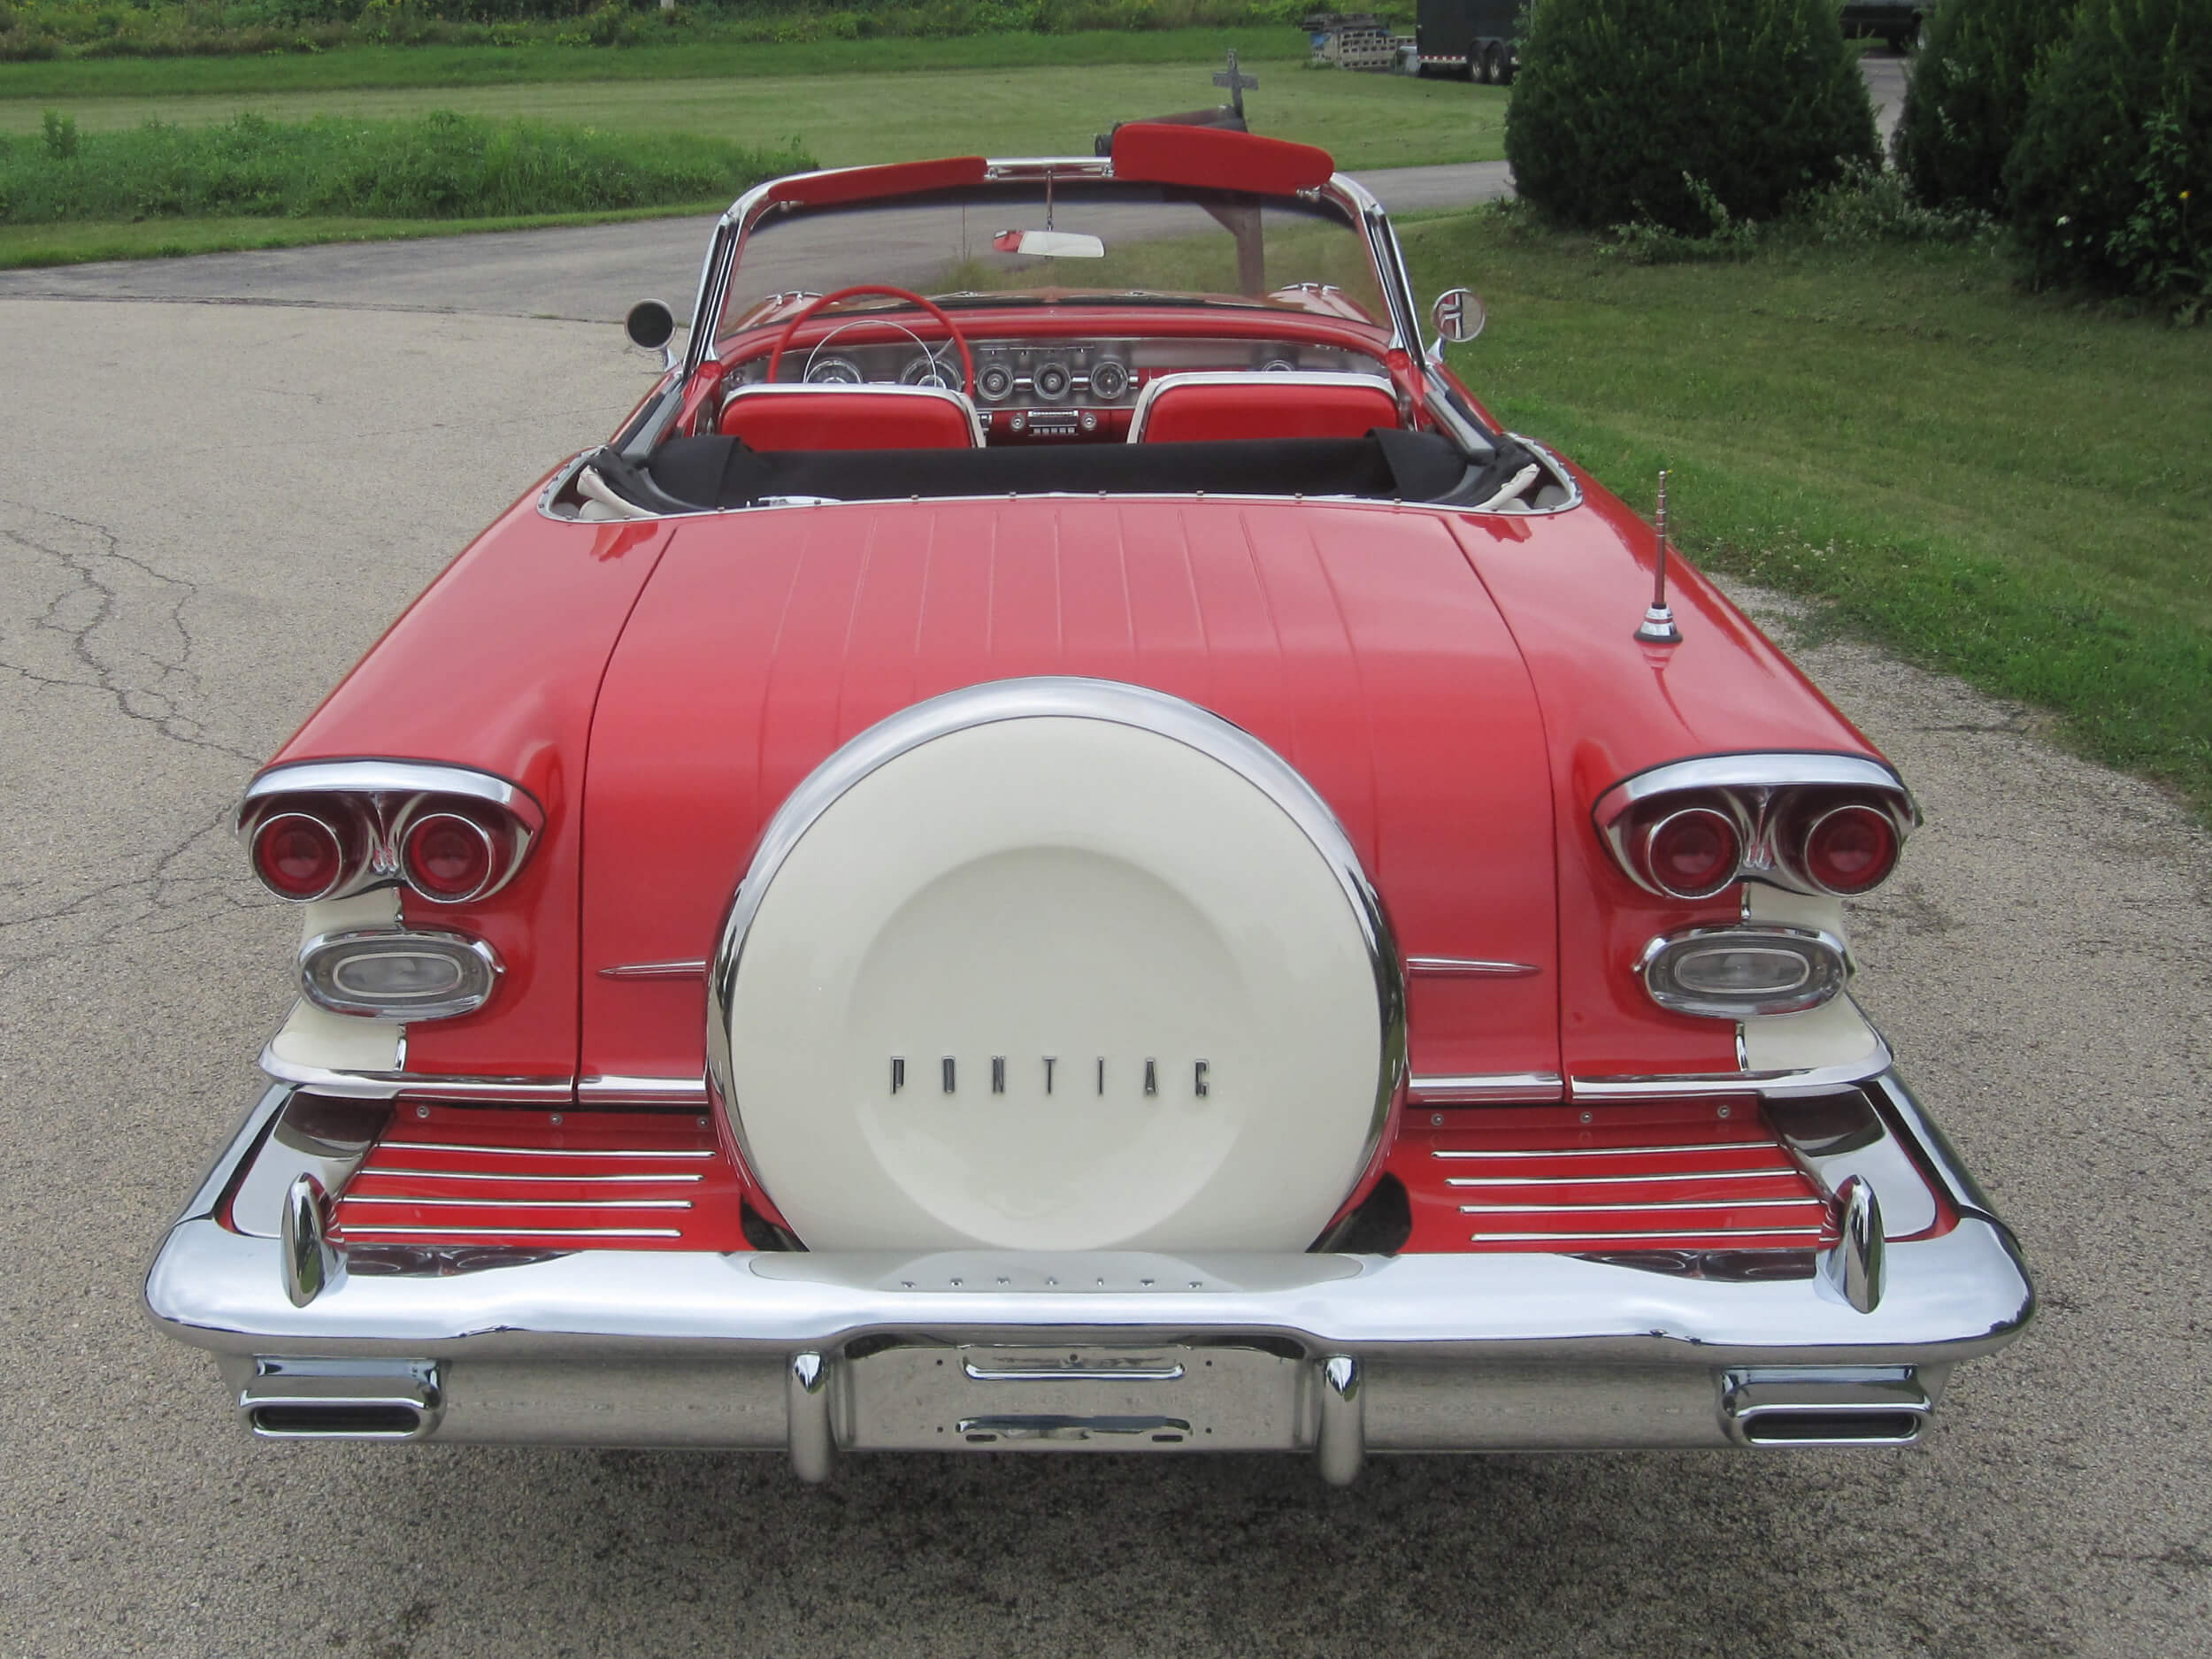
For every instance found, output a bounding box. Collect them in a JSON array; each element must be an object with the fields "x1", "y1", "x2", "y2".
[
  {"x1": 237, "y1": 764, "x2": 541, "y2": 907},
  {"x1": 1598, "y1": 758, "x2": 1915, "y2": 902}
]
